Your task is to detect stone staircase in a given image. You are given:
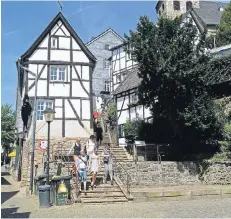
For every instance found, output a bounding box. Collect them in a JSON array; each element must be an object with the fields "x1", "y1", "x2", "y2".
[{"x1": 77, "y1": 132, "x2": 131, "y2": 204}]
